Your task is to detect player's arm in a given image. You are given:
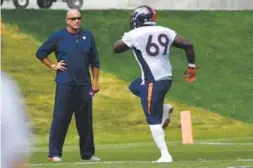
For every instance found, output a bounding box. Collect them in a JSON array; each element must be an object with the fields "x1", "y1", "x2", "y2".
[
  {"x1": 172, "y1": 35, "x2": 197, "y2": 83},
  {"x1": 35, "y1": 34, "x2": 66, "y2": 71},
  {"x1": 113, "y1": 32, "x2": 134, "y2": 53},
  {"x1": 112, "y1": 40, "x2": 130, "y2": 53},
  {"x1": 172, "y1": 35, "x2": 195, "y2": 65}
]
